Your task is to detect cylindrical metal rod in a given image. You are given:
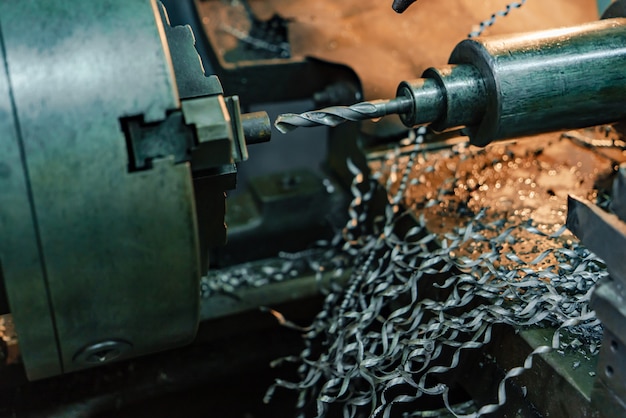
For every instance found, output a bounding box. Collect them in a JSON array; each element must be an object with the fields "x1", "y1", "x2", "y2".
[
  {"x1": 395, "y1": 78, "x2": 445, "y2": 126},
  {"x1": 241, "y1": 111, "x2": 271, "y2": 145},
  {"x1": 396, "y1": 64, "x2": 487, "y2": 130},
  {"x1": 451, "y1": 18, "x2": 626, "y2": 146}
]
